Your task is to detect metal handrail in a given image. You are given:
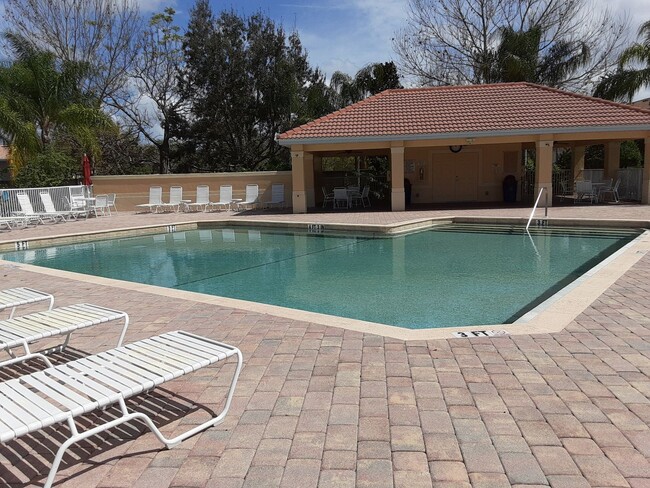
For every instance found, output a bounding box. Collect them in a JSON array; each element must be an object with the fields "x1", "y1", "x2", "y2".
[{"x1": 525, "y1": 187, "x2": 548, "y2": 231}]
